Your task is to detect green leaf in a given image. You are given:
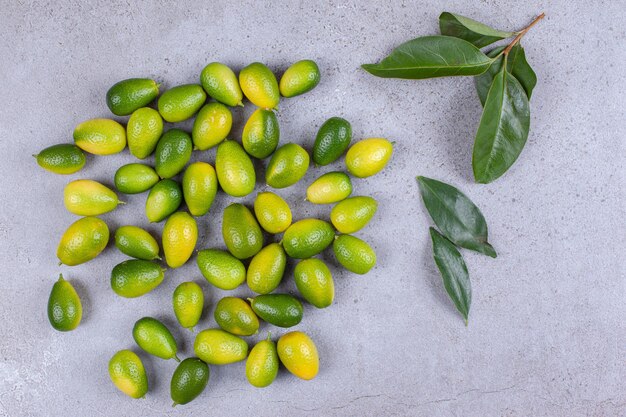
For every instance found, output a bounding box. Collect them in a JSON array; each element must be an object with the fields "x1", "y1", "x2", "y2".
[
  {"x1": 417, "y1": 176, "x2": 496, "y2": 258},
  {"x1": 475, "y1": 45, "x2": 537, "y2": 105},
  {"x1": 439, "y1": 12, "x2": 514, "y2": 48},
  {"x1": 472, "y1": 61, "x2": 531, "y2": 183},
  {"x1": 362, "y1": 36, "x2": 493, "y2": 79},
  {"x1": 429, "y1": 227, "x2": 471, "y2": 324}
]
